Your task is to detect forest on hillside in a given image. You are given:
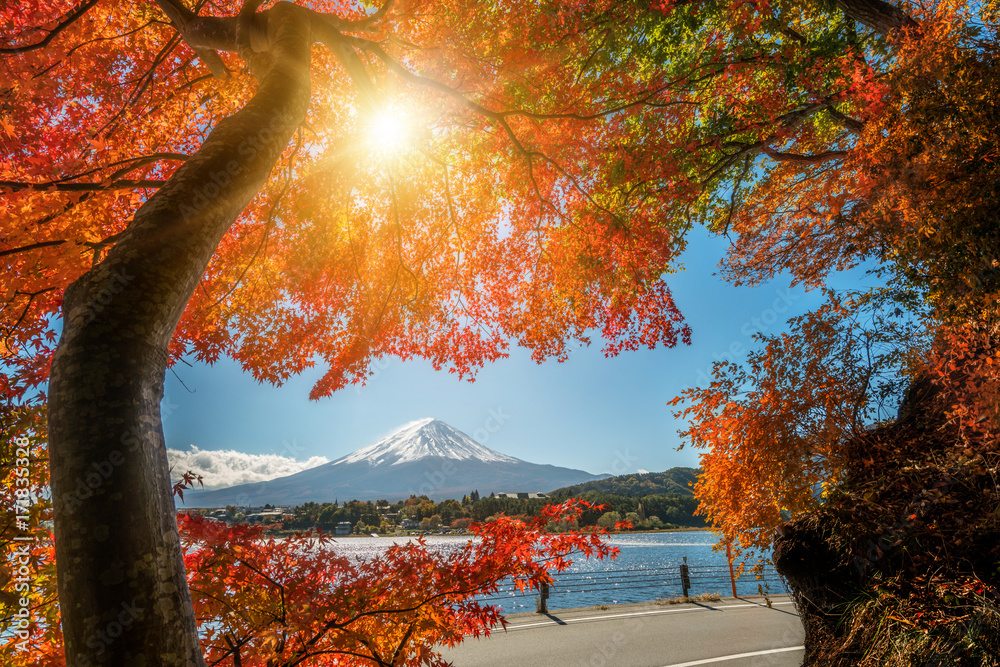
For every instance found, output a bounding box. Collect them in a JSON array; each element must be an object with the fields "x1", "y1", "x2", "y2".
[
  {"x1": 213, "y1": 480, "x2": 707, "y2": 534},
  {"x1": 549, "y1": 468, "x2": 700, "y2": 498}
]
